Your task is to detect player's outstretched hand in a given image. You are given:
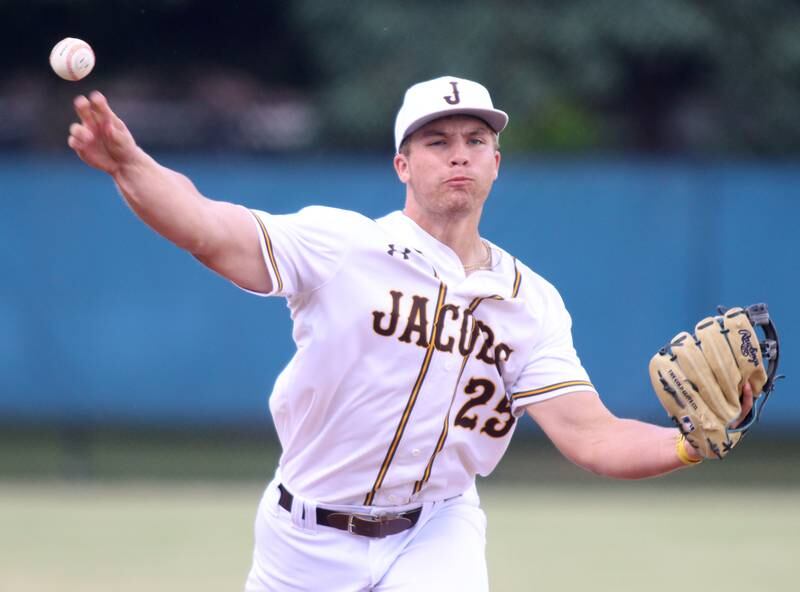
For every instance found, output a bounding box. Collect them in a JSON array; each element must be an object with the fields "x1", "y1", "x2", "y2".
[{"x1": 68, "y1": 91, "x2": 138, "y2": 175}]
